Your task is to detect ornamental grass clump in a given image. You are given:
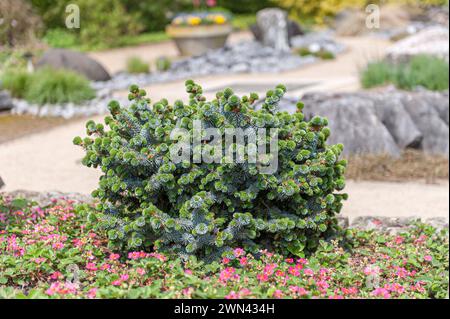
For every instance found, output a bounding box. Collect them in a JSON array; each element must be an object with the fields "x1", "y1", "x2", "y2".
[
  {"x1": 1, "y1": 67, "x2": 95, "y2": 105},
  {"x1": 74, "y1": 80, "x2": 347, "y2": 260}
]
